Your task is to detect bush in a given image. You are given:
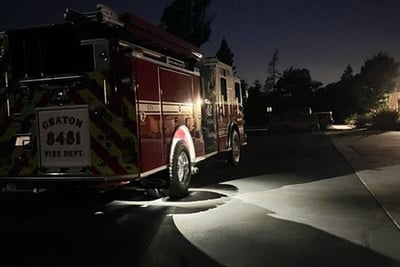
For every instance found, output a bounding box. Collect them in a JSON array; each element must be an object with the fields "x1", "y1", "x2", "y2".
[
  {"x1": 371, "y1": 109, "x2": 400, "y2": 130},
  {"x1": 344, "y1": 113, "x2": 371, "y2": 128},
  {"x1": 344, "y1": 113, "x2": 358, "y2": 125}
]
